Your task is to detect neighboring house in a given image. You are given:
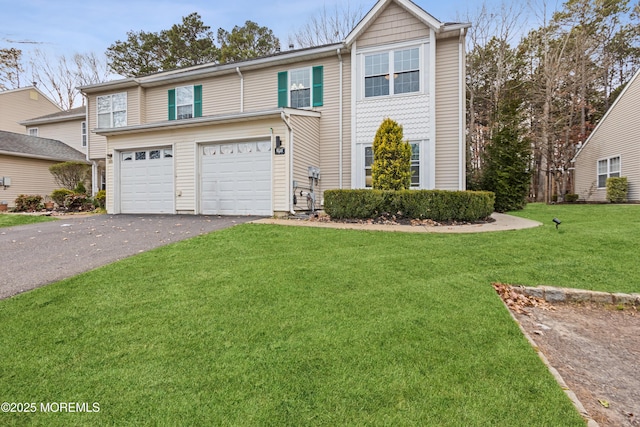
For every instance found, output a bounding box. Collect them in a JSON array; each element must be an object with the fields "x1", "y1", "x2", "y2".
[
  {"x1": 573, "y1": 68, "x2": 640, "y2": 202},
  {"x1": 0, "y1": 86, "x2": 61, "y2": 134},
  {"x1": 0, "y1": 131, "x2": 88, "y2": 208},
  {"x1": 80, "y1": 0, "x2": 469, "y2": 215},
  {"x1": 19, "y1": 107, "x2": 88, "y2": 156}
]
